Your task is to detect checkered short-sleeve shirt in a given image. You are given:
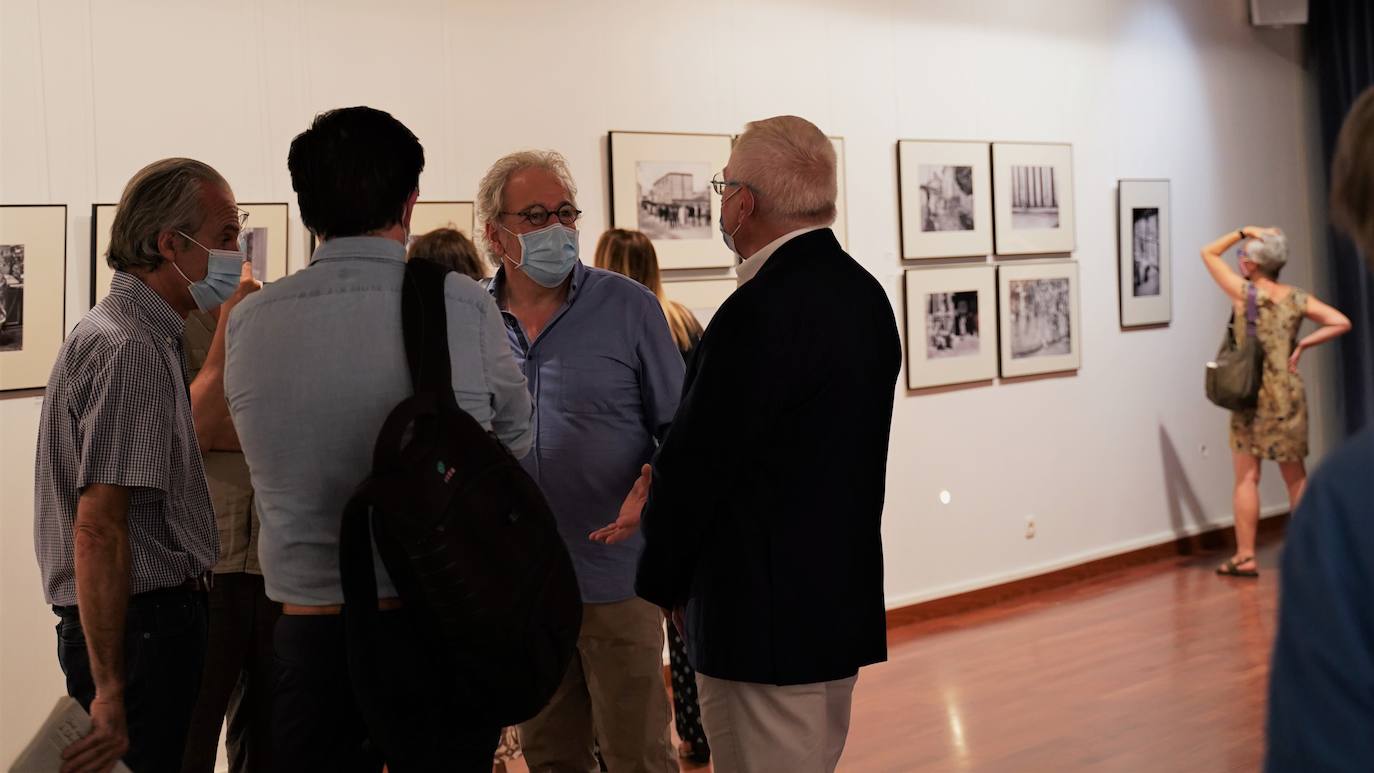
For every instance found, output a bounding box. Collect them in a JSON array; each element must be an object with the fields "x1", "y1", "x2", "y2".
[{"x1": 34, "y1": 271, "x2": 219, "y2": 606}]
